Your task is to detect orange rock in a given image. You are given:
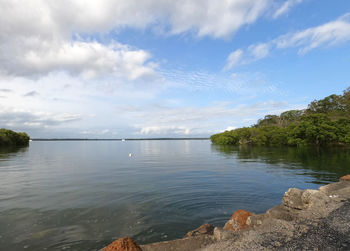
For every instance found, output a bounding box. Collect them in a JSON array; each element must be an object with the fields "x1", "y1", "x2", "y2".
[
  {"x1": 223, "y1": 209, "x2": 253, "y2": 231},
  {"x1": 340, "y1": 175, "x2": 350, "y2": 181},
  {"x1": 104, "y1": 237, "x2": 142, "y2": 251}
]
